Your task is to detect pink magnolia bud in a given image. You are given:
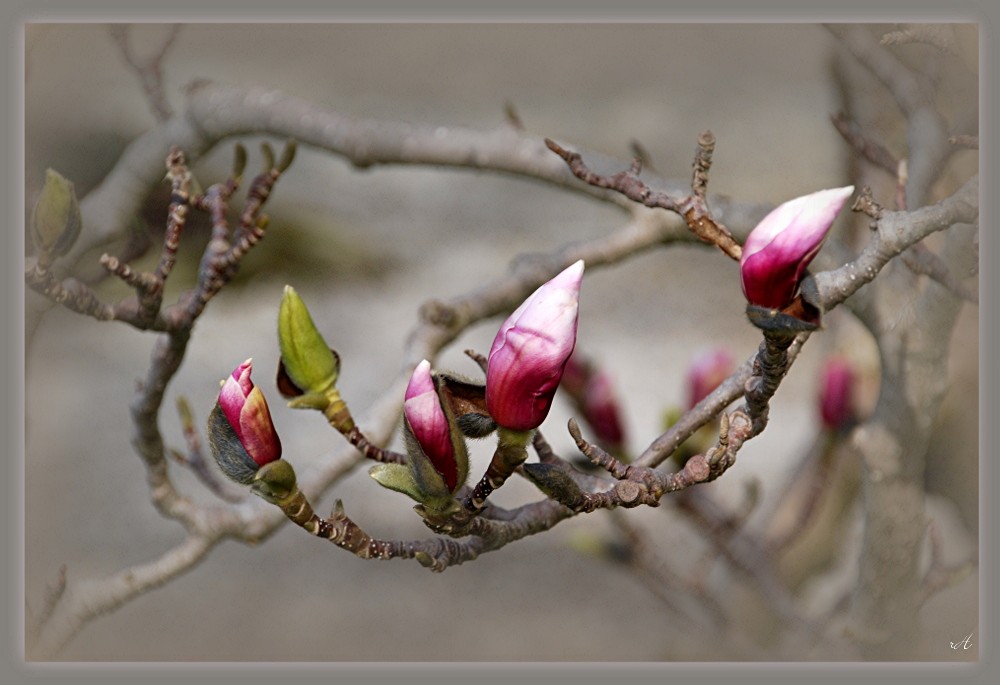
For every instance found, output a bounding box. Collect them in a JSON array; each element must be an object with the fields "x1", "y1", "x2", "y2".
[
  {"x1": 486, "y1": 260, "x2": 584, "y2": 431},
  {"x1": 580, "y1": 370, "x2": 626, "y2": 447},
  {"x1": 740, "y1": 186, "x2": 854, "y2": 309},
  {"x1": 404, "y1": 360, "x2": 459, "y2": 491},
  {"x1": 686, "y1": 347, "x2": 735, "y2": 409},
  {"x1": 819, "y1": 356, "x2": 857, "y2": 431},
  {"x1": 562, "y1": 353, "x2": 626, "y2": 450},
  {"x1": 218, "y1": 359, "x2": 282, "y2": 467}
]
